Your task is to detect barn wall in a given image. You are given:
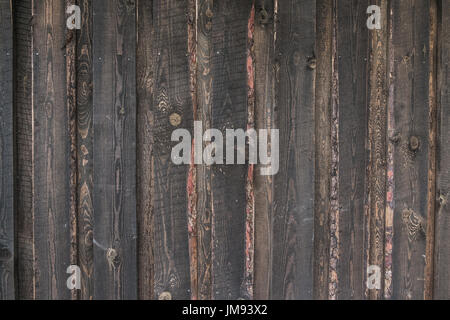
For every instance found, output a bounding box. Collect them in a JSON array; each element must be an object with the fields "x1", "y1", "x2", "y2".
[{"x1": 0, "y1": 0, "x2": 448, "y2": 300}]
